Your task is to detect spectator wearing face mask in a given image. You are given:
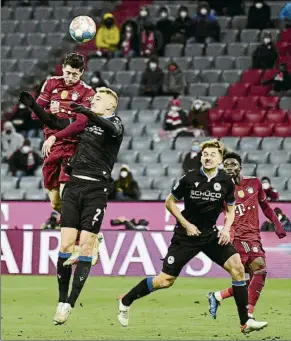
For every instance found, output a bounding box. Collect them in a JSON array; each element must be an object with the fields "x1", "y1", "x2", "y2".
[
  {"x1": 139, "y1": 56, "x2": 165, "y2": 97},
  {"x1": 261, "y1": 177, "x2": 279, "y2": 201},
  {"x1": 252, "y1": 32, "x2": 278, "y2": 69},
  {"x1": 140, "y1": 22, "x2": 163, "y2": 57},
  {"x1": 261, "y1": 207, "x2": 291, "y2": 232},
  {"x1": 182, "y1": 140, "x2": 202, "y2": 173},
  {"x1": 247, "y1": 1, "x2": 272, "y2": 30},
  {"x1": 110, "y1": 165, "x2": 141, "y2": 201},
  {"x1": 172, "y1": 6, "x2": 192, "y2": 44},
  {"x1": 95, "y1": 13, "x2": 120, "y2": 57},
  {"x1": 190, "y1": 1, "x2": 221, "y2": 44},
  {"x1": 156, "y1": 6, "x2": 175, "y2": 55},
  {"x1": 137, "y1": 6, "x2": 151, "y2": 33},
  {"x1": 8, "y1": 139, "x2": 42, "y2": 180},
  {"x1": 116, "y1": 20, "x2": 140, "y2": 58},
  {"x1": 163, "y1": 99, "x2": 188, "y2": 131},
  {"x1": 208, "y1": 0, "x2": 245, "y2": 16},
  {"x1": 262, "y1": 62, "x2": 291, "y2": 97},
  {"x1": 89, "y1": 71, "x2": 109, "y2": 90},
  {"x1": 1, "y1": 121, "x2": 24, "y2": 162},
  {"x1": 280, "y1": 1, "x2": 291, "y2": 28},
  {"x1": 188, "y1": 98, "x2": 211, "y2": 135},
  {"x1": 163, "y1": 62, "x2": 186, "y2": 97}
]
